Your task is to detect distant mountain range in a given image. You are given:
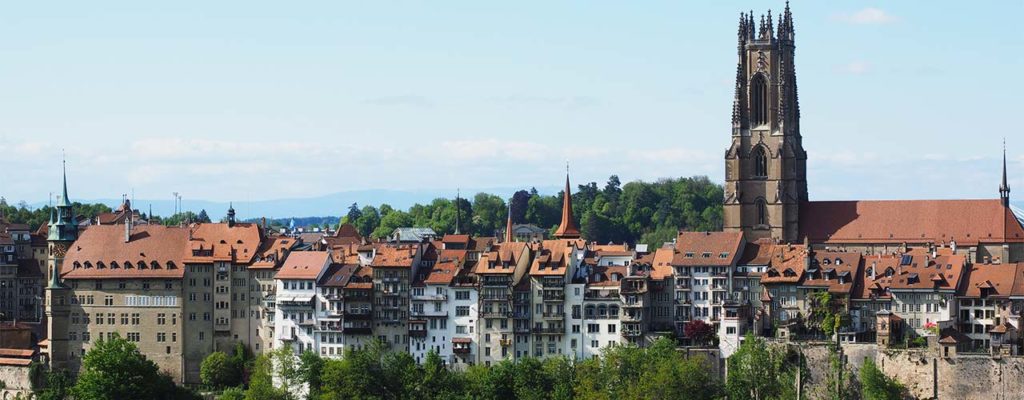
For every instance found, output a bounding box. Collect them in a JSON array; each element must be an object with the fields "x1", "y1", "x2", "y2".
[{"x1": 29, "y1": 186, "x2": 561, "y2": 220}]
